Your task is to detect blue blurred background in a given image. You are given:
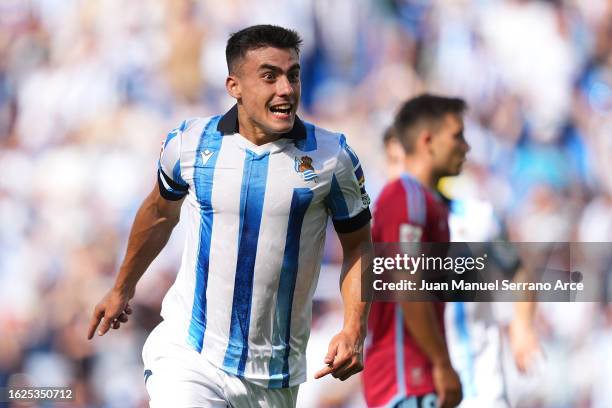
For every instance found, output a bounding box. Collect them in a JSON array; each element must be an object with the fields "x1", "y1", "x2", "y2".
[{"x1": 0, "y1": 0, "x2": 611, "y2": 407}]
